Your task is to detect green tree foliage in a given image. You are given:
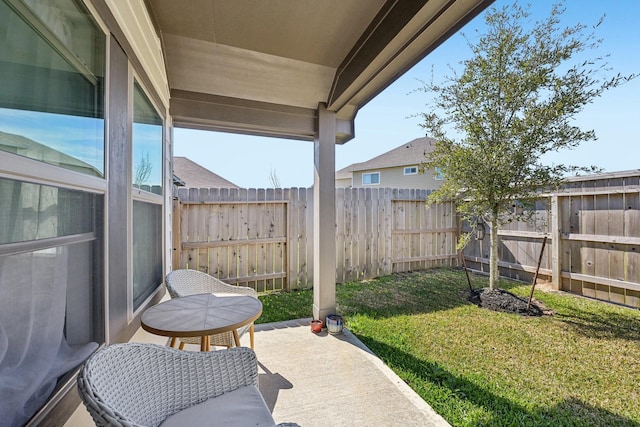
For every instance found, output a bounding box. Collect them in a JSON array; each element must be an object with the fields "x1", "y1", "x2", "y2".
[{"x1": 418, "y1": 2, "x2": 636, "y2": 289}]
